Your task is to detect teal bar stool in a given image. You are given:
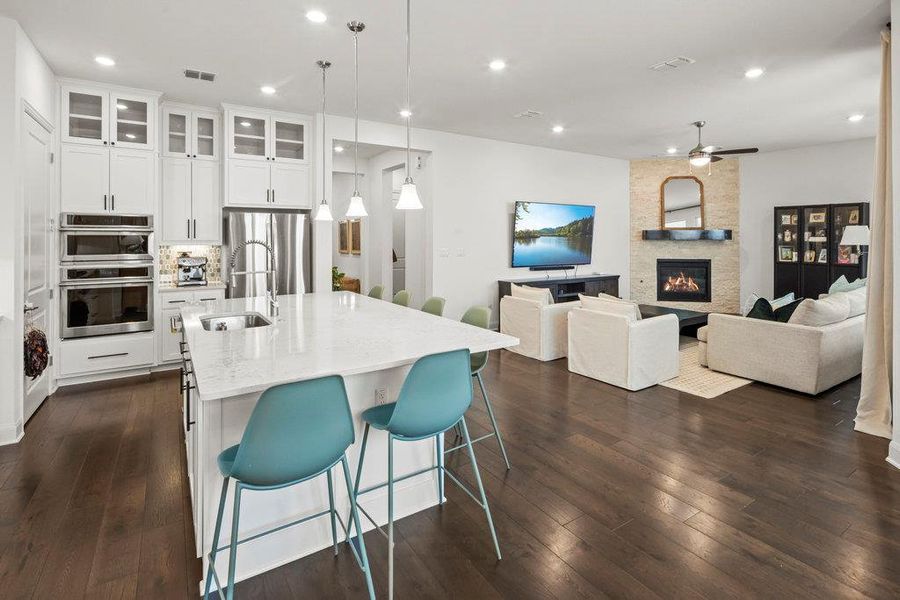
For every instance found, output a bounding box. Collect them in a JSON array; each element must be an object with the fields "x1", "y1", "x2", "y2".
[
  {"x1": 420, "y1": 296, "x2": 446, "y2": 316},
  {"x1": 204, "y1": 376, "x2": 375, "y2": 600},
  {"x1": 451, "y1": 306, "x2": 511, "y2": 469},
  {"x1": 348, "y1": 349, "x2": 500, "y2": 599},
  {"x1": 367, "y1": 285, "x2": 384, "y2": 300},
  {"x1": 392, "y1": 290, "x2": 411, "y2": 307}
]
